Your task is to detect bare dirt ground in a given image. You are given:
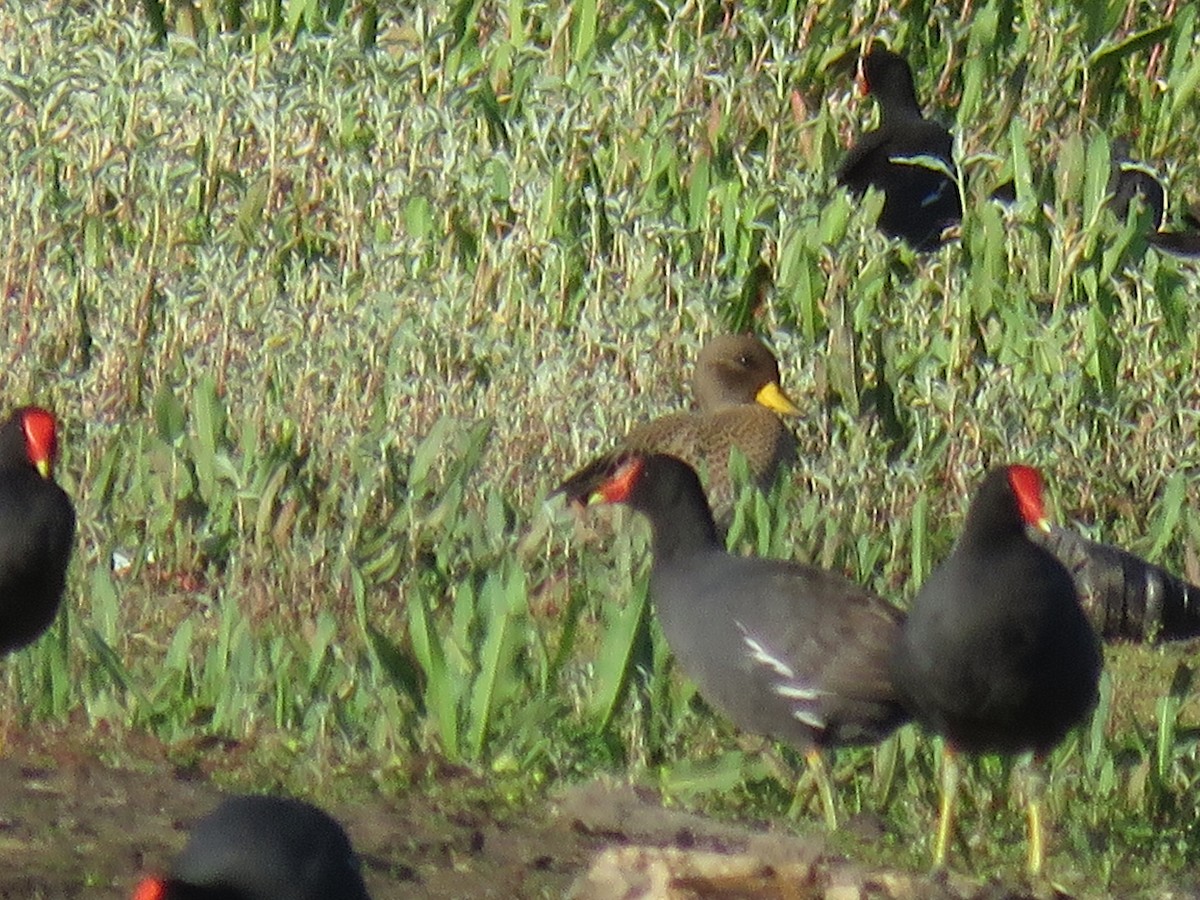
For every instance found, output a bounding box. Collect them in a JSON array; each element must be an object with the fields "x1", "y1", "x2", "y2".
[{"x1": 0, "y1": 722, "x2": 1173, "y2": 900}]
